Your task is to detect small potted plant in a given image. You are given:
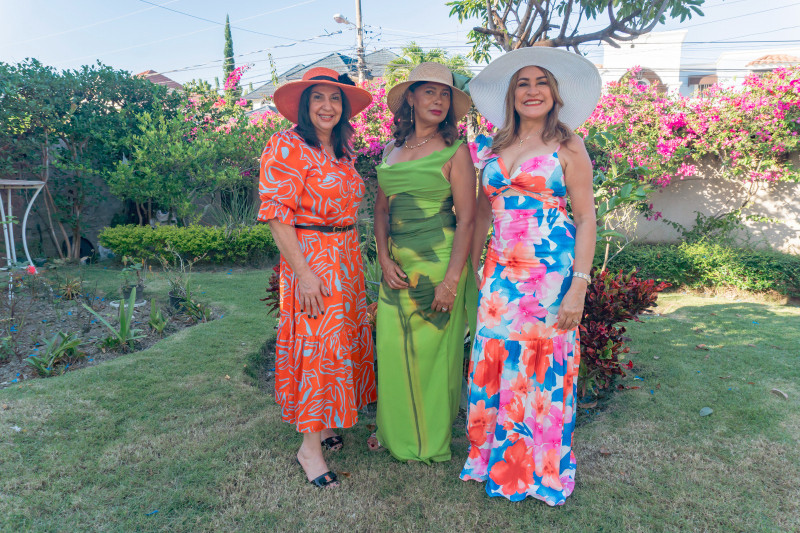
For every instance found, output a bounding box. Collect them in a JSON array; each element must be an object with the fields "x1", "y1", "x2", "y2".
[
  {"x1": 159, "y1": 245, "x2": 205, "y2": 310},
  {"x1": 120, "y1": 256, "x2": 145, "y2": 300}
]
